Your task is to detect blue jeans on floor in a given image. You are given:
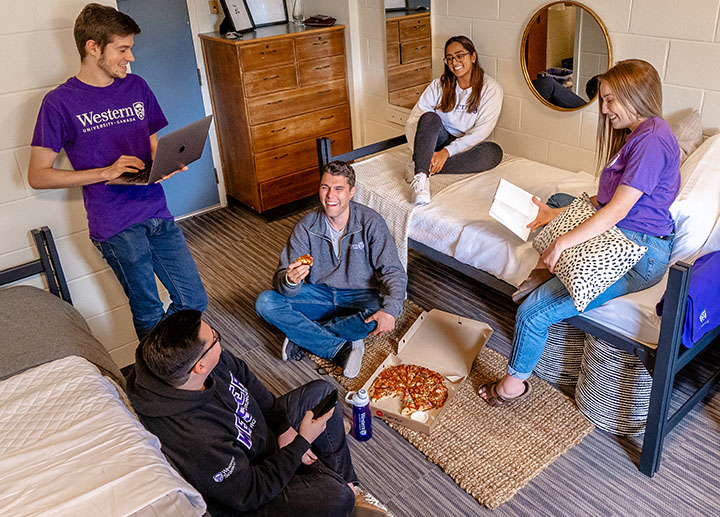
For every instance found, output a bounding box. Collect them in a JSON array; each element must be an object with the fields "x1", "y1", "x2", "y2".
[
  {"x1": 255, "y1": 285, "x2": 381, "y2": 359},
  {"x1": 508, "y1": 194, "x2": 674, "y2": 379},
  {"x1": 94, "y1": 218, "x2": 208, "y2": 340},
  {"x1": 254, "y1": 379, "x2": 356, "y2": 517}
]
